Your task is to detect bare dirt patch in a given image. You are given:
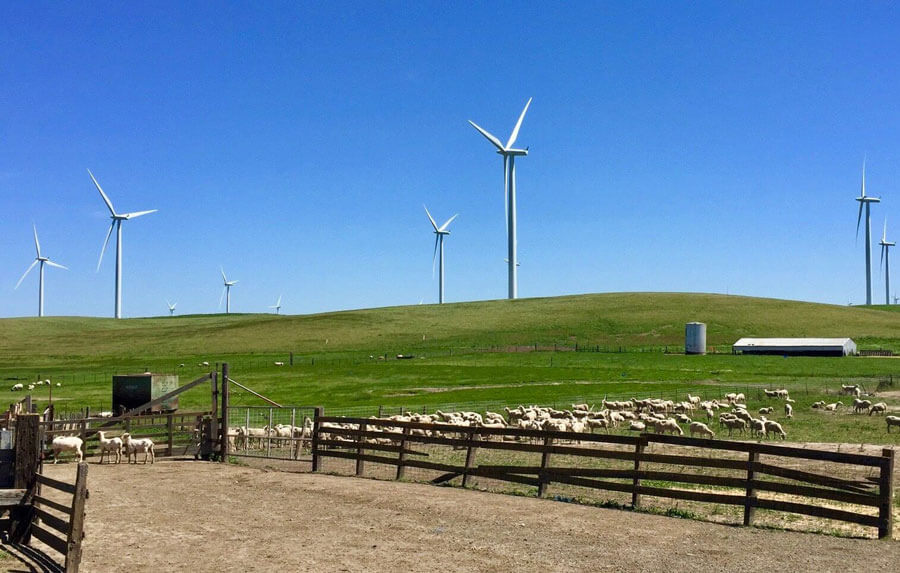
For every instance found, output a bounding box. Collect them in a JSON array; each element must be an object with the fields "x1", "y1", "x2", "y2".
[{"x1": 2, "y1": 460, "x2": 896, "y2": 572}]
